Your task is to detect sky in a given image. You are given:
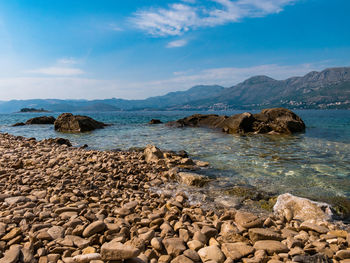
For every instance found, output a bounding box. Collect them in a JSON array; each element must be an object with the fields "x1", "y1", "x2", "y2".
[{"x1": 0, "y1": 0, "x2": 349, "y2": 100}]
